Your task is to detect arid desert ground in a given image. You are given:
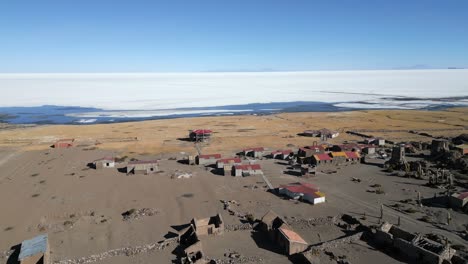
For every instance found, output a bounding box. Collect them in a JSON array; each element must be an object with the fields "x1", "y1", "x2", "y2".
[{"x1": 0, "y1": 107, "x2": 467, "y2": 264}]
